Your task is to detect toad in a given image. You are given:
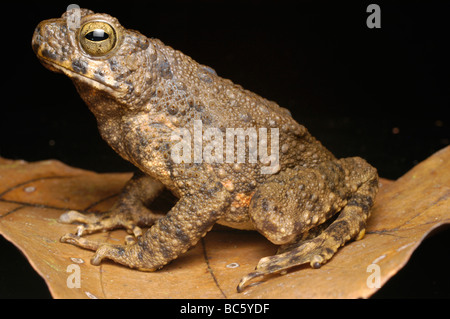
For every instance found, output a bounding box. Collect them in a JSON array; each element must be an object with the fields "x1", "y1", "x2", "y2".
[{"x1": 32, "y1": 8, "x2": 378, "y2": 292}]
